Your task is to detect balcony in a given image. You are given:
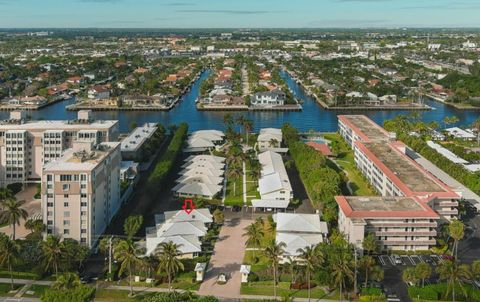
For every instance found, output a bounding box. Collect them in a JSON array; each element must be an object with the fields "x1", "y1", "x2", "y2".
[
  {"x1": 380, "y1": 239, "x2": 436, "y2": 246},
  {"x1": 375, "y1": 231, "x2": 437, "y2": 237},
  {"x1": 370, "y1": 222, "x2": 437, "y2": 228},
  {"x1": 437, "y1": 209, "x2": 458, "y2": 215}
]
